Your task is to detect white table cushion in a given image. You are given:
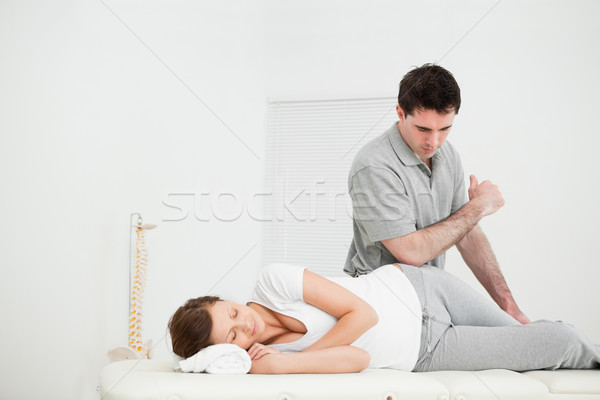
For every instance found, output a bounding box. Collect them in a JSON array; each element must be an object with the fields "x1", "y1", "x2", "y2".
[
  {"x1": 421, "y1": 369, "x2": 549, "y2": 400},
  {"x1": 523, "y1": 370, "x2": 600, "y2": 395},
  {"x1": 99, "y1": 360, "x2": 449, "y2": 400},
  {"x1": 99, "y1": 360, "x2": 600, "y2": 400}
]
